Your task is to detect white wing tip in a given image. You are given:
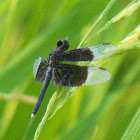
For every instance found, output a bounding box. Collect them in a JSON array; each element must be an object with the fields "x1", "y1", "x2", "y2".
[
  {"x1": 88, "y1": 43, "x2": 118, "y2": 60},
  {"x1": 33, "y1": 57, "x2": 43, "y2": 78}
]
